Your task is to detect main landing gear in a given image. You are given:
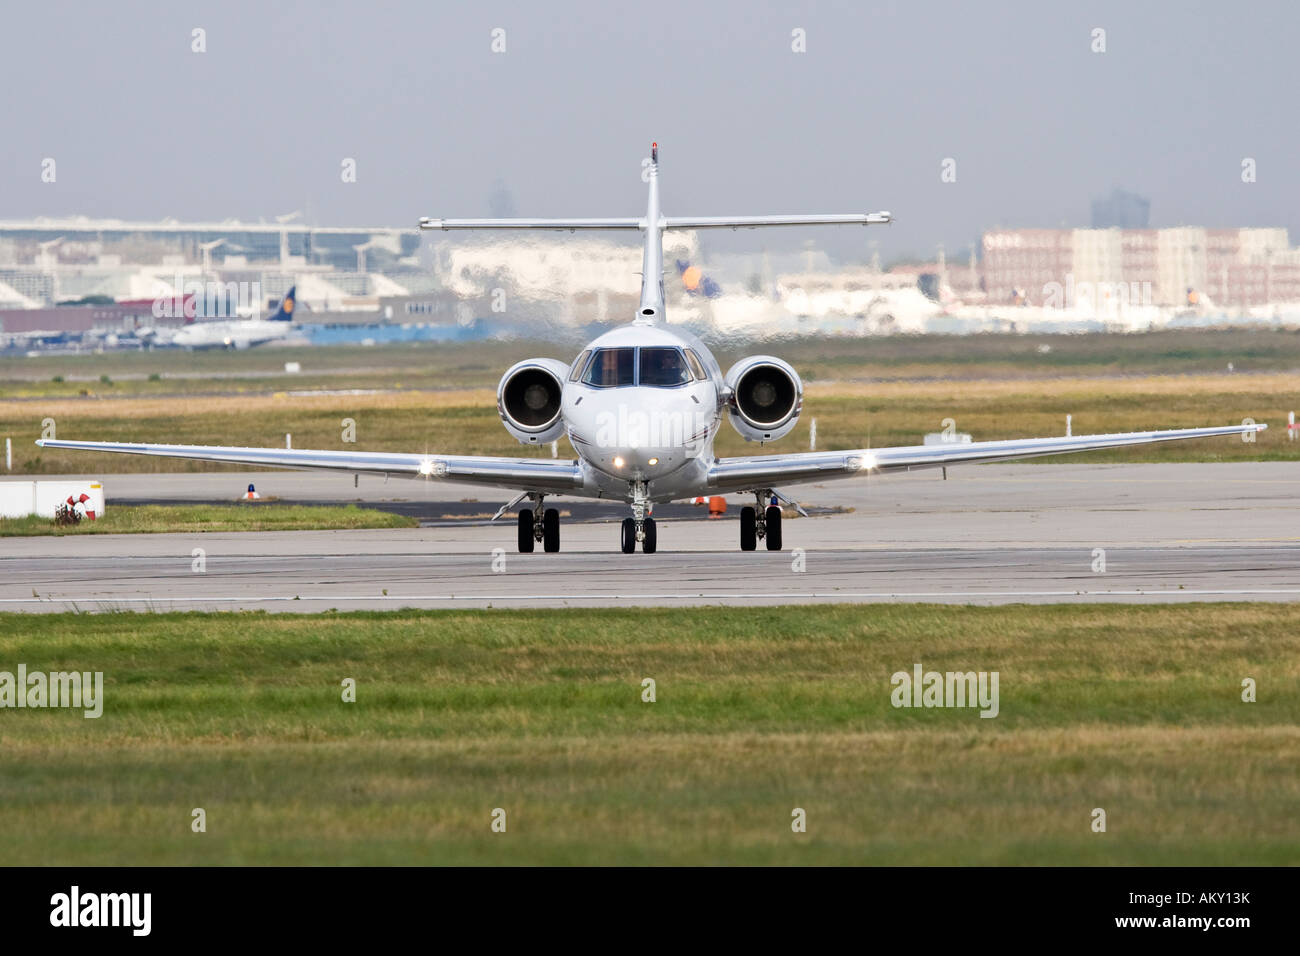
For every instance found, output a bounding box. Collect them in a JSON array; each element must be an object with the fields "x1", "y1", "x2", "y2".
[
  {"x1": 517, "y1": 494, "x2": 560, "y2": 553},
  {"x1": 620, "y1": 479, "x2": 657, "y2": 554},
  {"x1": 739, "y1": 490, "x2": 782, "y2": 552}
]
